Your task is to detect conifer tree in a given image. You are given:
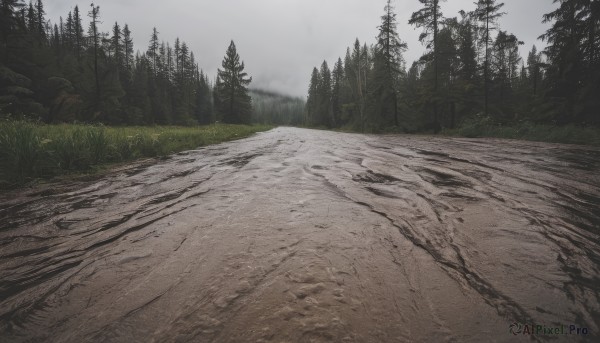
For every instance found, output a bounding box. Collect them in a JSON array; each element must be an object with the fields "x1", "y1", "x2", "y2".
[
  {"x1": 213, "y1": 74, "x2": 222, "y2": 121},
  {"x1": 34, "y1": 0, "x2": 44, "y2": 38},
  {"x1": 73, "y1": 5, "x2": 83, "y2": 60},
  {"x1": 179, "y1": 42, "x2": 189, "y2": 82},
  {"x1": 123, "y1": 24, "x2": 133, "y2": 71},
  {"x1": 456, "y1": 11, "x2": 478, "y2": 83},
  {"x1": 65, "y1": 11, "x2": 73, "y2": 47},
  {"x1": 215, "y1": 40, "x2": 252, "y2": 124},
  {"x1": 88, "y1": 3, "x2": 101, "y2": 103},
  {"x1": 52, "y1": 23, "x2": 59, "y2": 56},
  {"x1": 112, "y1": 22, "x2": 123, "y2": 74},
  {"x1": 318, "y1": 60, "x2": 332, "y2": 127},
  {"x1": 410, "y1": 0, "x2": 445, "y2": 131},
  {"x1": 349, "y1": 39, "x2": 368, "y2": 131},
  {"x1": 306, "y1": 67, "x2": 320, "y2": 126},
  {"x1": 26, "y1": 2, "x2": 34, "y2": 33},
  {"x1": 331, "y1": 58, "x2": 344, "y2": 127},
  {"x1": 0, "y1": 0, "x2": 25, "y2": 52},
  {"x1": 473, "y1": 0, "x2": 505, "y2": 118},
  {"x1": 540, "y1": 0, "x2": 600, "y2": 123},
  {"x1": 166, "y1": 42, "x2": 174, "y2": 80},
  {"x1": 492, "y1": 31, "x2": 521, "y2": 106},
  {"x1": 195, "y1": 70, "x2": 213, "y2": 124},
  {"x1": 376, "y1": 0, "x2": 407, "y2": 127},
  {"x1": 526, "y1": 45, "x2": 542, "y2": 96},
  {"x1": 148, "y1": 27, "x2": 159, "y2": 76}
]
